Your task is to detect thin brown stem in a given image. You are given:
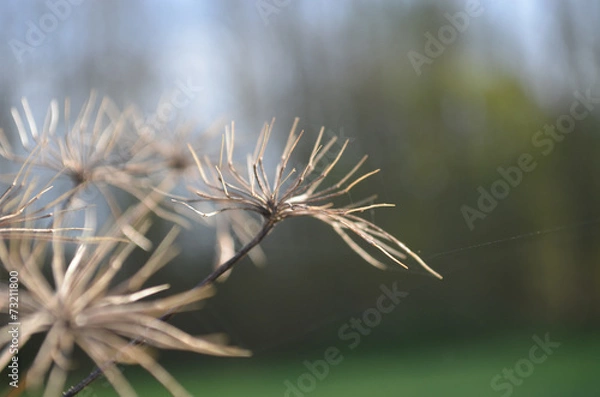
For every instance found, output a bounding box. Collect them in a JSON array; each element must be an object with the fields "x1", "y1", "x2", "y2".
[{"x1": 63, "y1": 219, "x2": 275, "y2": 397}]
